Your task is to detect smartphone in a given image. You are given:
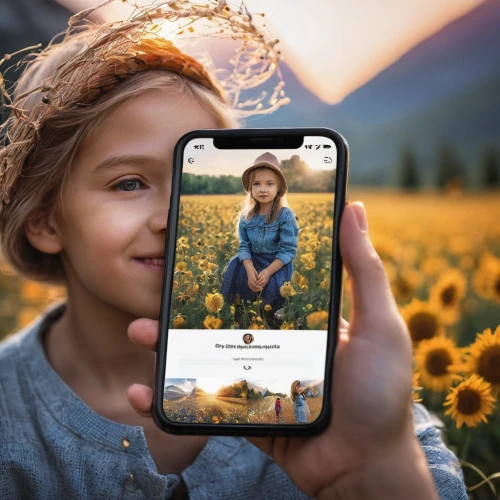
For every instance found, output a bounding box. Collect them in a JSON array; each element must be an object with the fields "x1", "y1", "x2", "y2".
[{"x1": 153, "y1": 128, "x2": 349, "y2": 436}]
